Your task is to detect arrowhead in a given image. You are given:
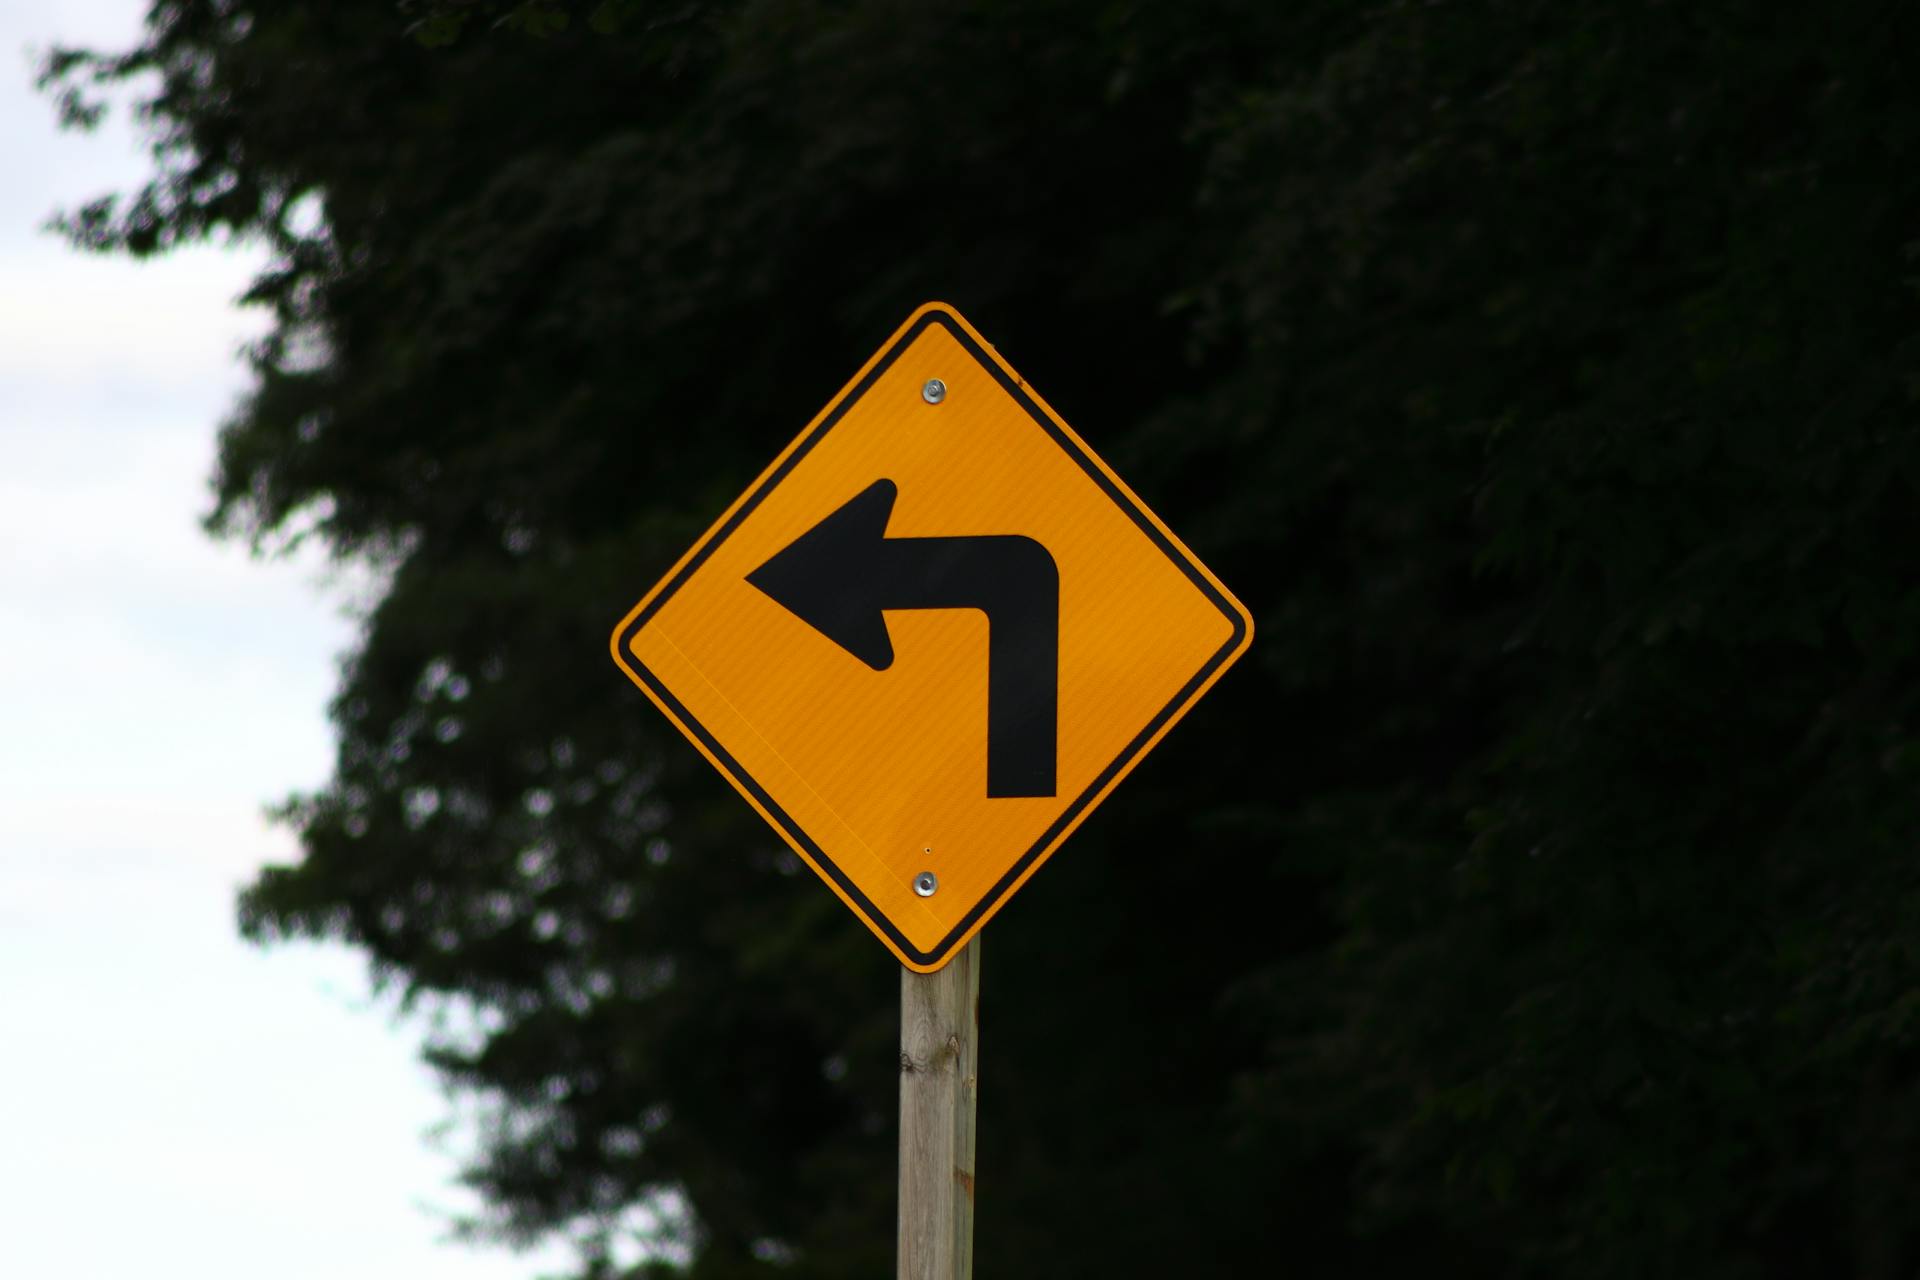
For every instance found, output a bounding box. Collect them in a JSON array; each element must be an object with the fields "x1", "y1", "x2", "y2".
[{"x1": 746, "y1": 478, "x2": 900, "y2": 670}]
